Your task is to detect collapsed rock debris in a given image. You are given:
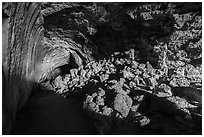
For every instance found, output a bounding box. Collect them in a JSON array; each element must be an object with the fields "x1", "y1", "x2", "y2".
[
  {"x1": 39, "y1": 2, "x2": 202, "y2": 135},
  {"x1": 42, "y1": 51, "x2": 201, "y2": 134}
]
